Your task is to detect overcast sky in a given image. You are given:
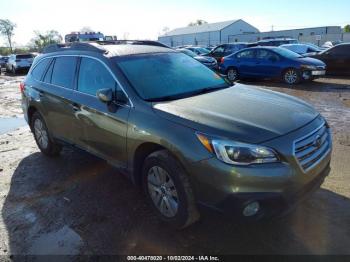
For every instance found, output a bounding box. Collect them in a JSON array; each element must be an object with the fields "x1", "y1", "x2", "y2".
[{"x1": 0, "y1": 0, "x2": 349, "y2": 46}]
